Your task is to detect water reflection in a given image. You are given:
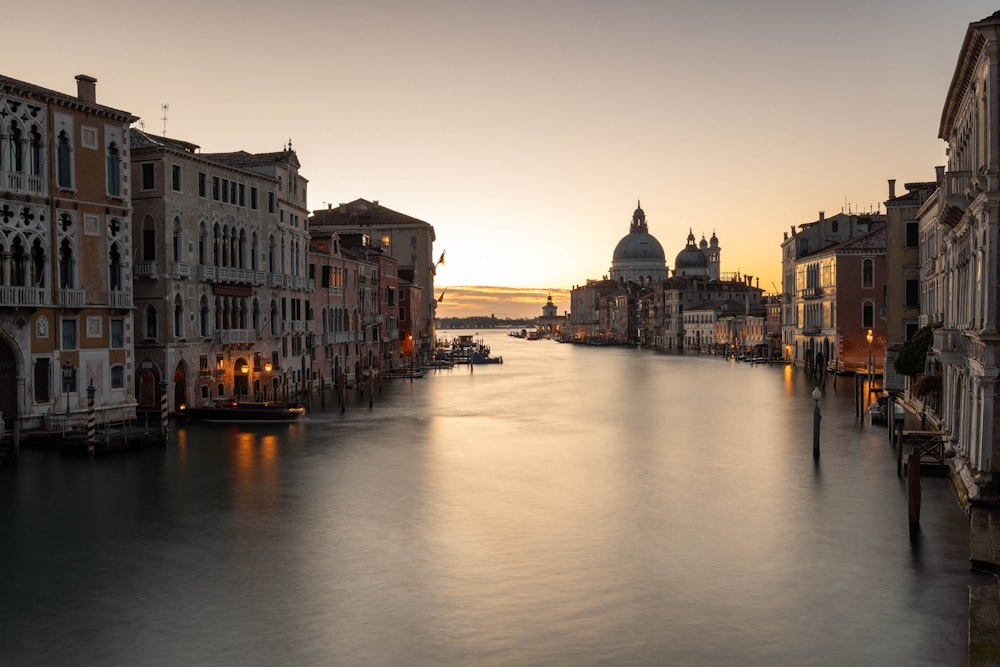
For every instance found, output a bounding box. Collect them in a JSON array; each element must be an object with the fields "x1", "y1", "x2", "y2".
[{"x1": 0, "y1": 331, "x2": 980, "y2": 665}]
